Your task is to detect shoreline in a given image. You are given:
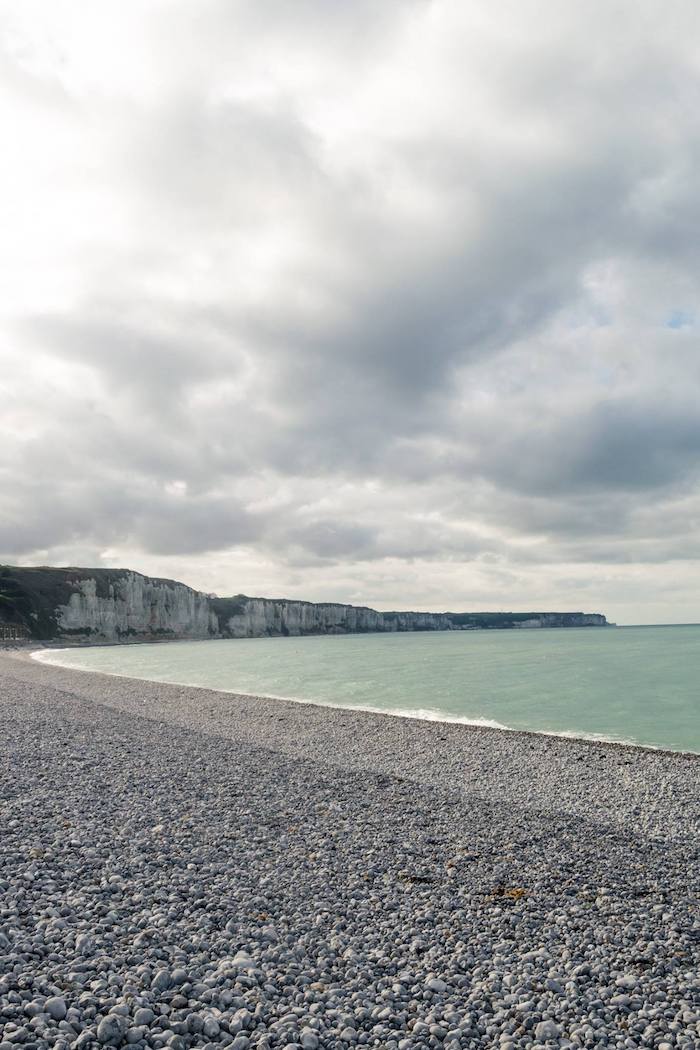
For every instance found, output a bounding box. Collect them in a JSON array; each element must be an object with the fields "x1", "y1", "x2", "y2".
[
  {"x1": 1, "y1": 649, "x2": 699, "y2": 1048},
  {"x1": 5, "y1": 648, "x2": 700, "y2": 841},
  {"x1": 28, "y1": 644, "x2": 700, "y2": 760}
]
